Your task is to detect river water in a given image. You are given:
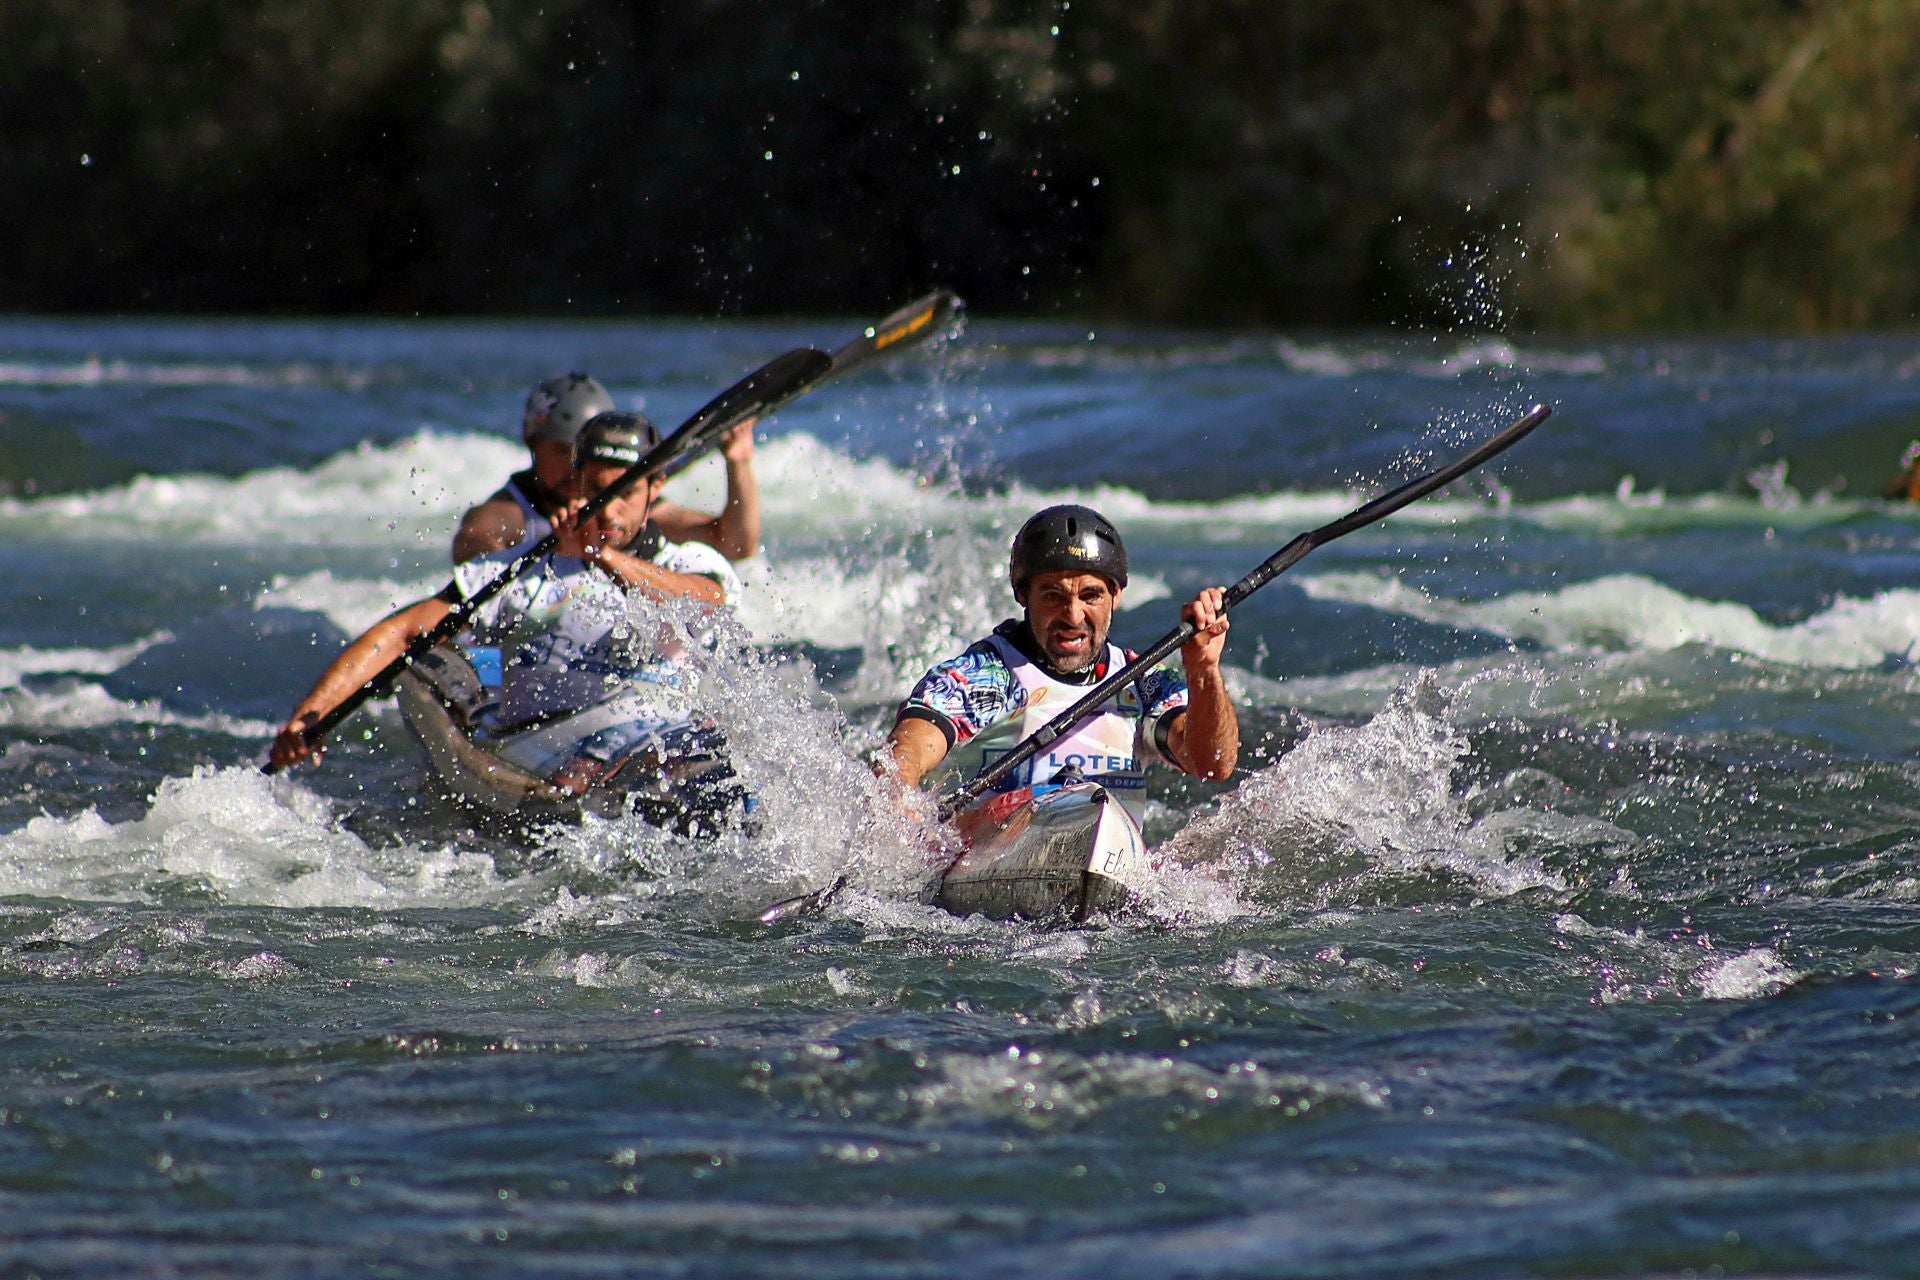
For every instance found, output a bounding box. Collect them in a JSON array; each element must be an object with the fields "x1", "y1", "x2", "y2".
[{"x1": 2, "y1": 312, "x2": 1919, "y2": 1277}]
